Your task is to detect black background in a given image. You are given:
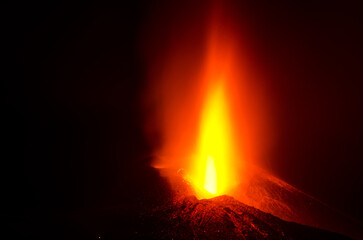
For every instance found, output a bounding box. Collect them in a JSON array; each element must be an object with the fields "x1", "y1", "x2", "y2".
[{"x1": 3, "y1": 0, "x2": 363, "y2": 238}]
